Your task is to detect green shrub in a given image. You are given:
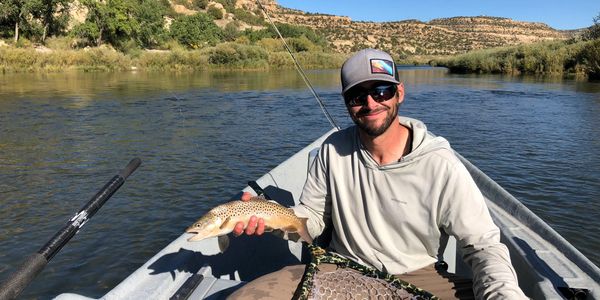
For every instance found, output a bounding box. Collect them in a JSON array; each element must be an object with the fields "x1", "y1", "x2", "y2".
[
  {"x1": 0, "y1": 46, "x2": 131, "y2": 72},
  {"x1": 207, "y1": 42, "x2": 268, "y2": 67},
  {"x1": 580, "y1": 39, "x2": 600, "y2": 79},
  {"x1": 439, "y1": 41, "x2": 589, "y2": 76},
  {"x1": 296, "y1": 51, "x2": 346, "y2": 69},
  {"x1": 45, "y1": 36, "x2": 75, "y2": 50},
  {"x1": 214, "y1": 0, "x2": 236, "y2": 12},
  {"x1": 170, "y1": 13, "x2": 223, "y2": 48},
  {"x1": 191, "y1": 0, "x2": 208, "y2": 9},
  {"x1": 136, "y1": 49, "x2": 209, "y2": 71},
  {"x1": 233, "y1": 8, "x2": 265, "y2": 26},
  {"x1": 257, "y1": 38, "x2": 283, "y2": 52},
  {"x1": 286, "y1": 36, "x2": 315, "y2": 52},
  {"x1": 267, "y1": 51, "x2": 293, "y2": 68},
  {"x1": 222, "y1": 22, "x2": 241, "y2": 42},
  {"x1": 207, "y1": 6, "x2": 224, "y2": 20}
]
